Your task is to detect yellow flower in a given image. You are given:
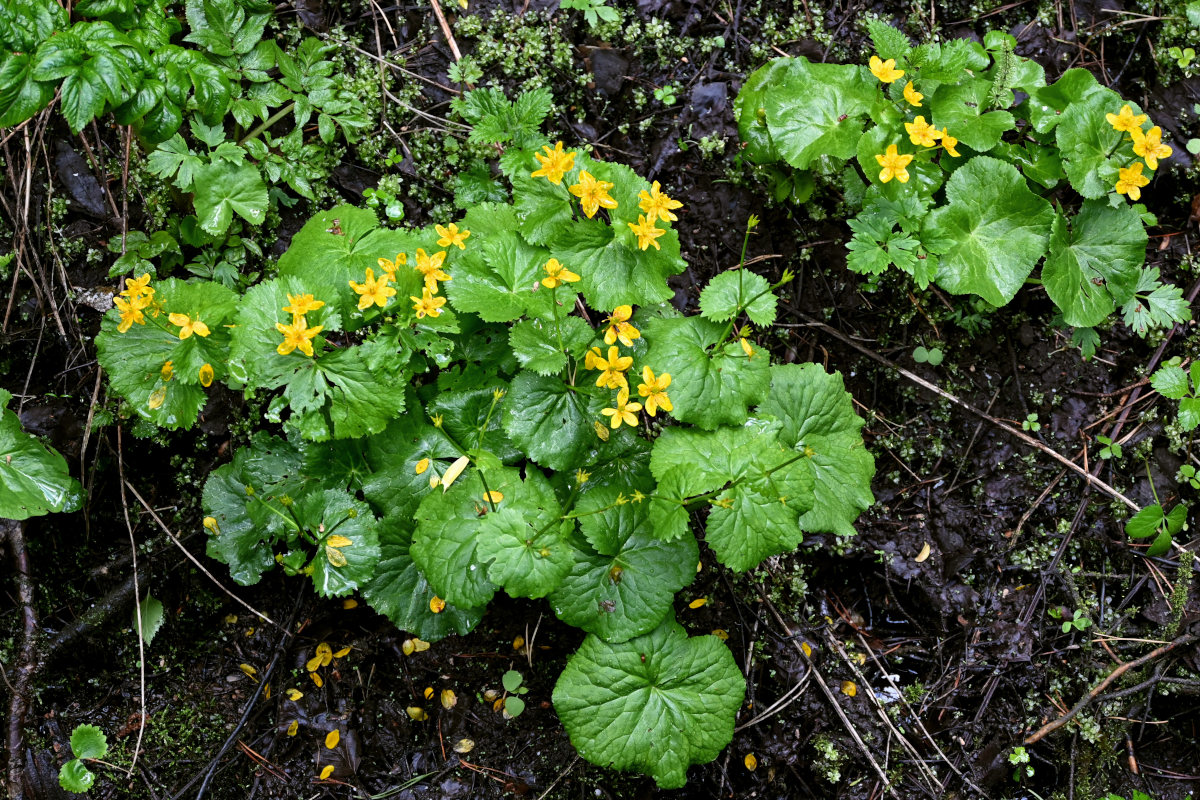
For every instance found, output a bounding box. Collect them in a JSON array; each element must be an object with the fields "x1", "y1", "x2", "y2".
[
  {"x1": 283, "y1": 293, "x2": 324, "y2": 317},
  {"x1": 531, "y1": 141, "x2": 576, "y2": 184},
  {"x1": 637, "y1": 181, "x2": 683, "y2": 223},
  {"x1": 276, "y1": 315, "x2": 323, "y2": 357},
  {"x1": 603, "y1": 305, "x2": 640, "y2": 347},
  {"x1": 1106, "y1": 104, "x2": 1147, "y2": 134},
  {"x1": 903, "y1": 82, "x2": 922, "y2": 107},
  {"x1": 1132, "y1": 126, "x2": 1172, "y2": 170},
  {"x1": 377, "y1": 252, "x2": 407, "y2": 279},
  {"x1": 541, "y1": 258, "x2": 580, "y2": 288},
  {"x1": 413, "y1": 248, "x2": 451, "y2": 293},
  {"x1": 588, "y1": 345, "x2": 633, "y2": 389},
  {"x1": 627, "y1": 215, "x2": 665, "y2": 251},
  {"x1": 199, "y1": 363, "x2": 214, "y2": 387},
  {"x1": 349, "y1": 267, "x2": 396, "y2": 310},
  {"x1": 869, "y1": 55, "x2": 904, "y2": 83},
  {"x1": 601, "y1": 388, "x2": 643, "y2": 429},
  {"x1": 904, "y1": 115, "x2": 940, "y2": 147},
  {"x1": 114, "y1": 296, "x2": 146, "y2": 332},
  {"x1": 940, "y1": 129, "x2": 960, "y2": 157},
  {"x1": 436, "y1": 223, "x2": 471, "y2": 250},
  {"x1": 410, "y1": 288, "x2": 447, "y2": 319},
  {"x1": 569, "y1": 170, "x2": 618, "y2": 218},
  {"x1": 161, "y1": 361, "x2": 174, "y2": 382},
  {"x1": 120, "y1": 273, "x2": 153, "y2": 300},
  {"x1": 875, "y1": 144, "x2": 913, "y2": 183},
  {"x1": 1115, "y1": 161, "x2": 1150, "y2": 201},
  {"x1": 636, "y1": 366, "x2": 672, "y2": 416},
  {"x1": 168, "y1": 313, "x2": 210, "y2": 339}
]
